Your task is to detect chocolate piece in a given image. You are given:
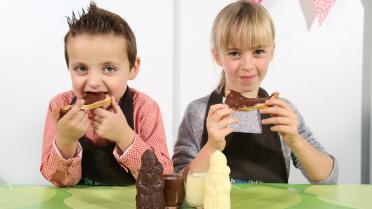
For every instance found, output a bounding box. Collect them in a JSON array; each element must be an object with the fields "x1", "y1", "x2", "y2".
[
  {"x1": 225, "y1": 89, "x2": 277, "y2": 110},
  {"x1": 59, "y1": 108, "x2": 70, "y2": 119},
  {"x1": 136, "y1": 149, "x2": 165, "y2": 209},
  {"x1": 58, "y1": 92, "x2": 107, "y2": 119},
  {"x1": 83, "y1": 92, "x2": 106, "y2": 105},
  {"x1": 164, "y1": 174, "x2": 185, "y2": 207}
]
